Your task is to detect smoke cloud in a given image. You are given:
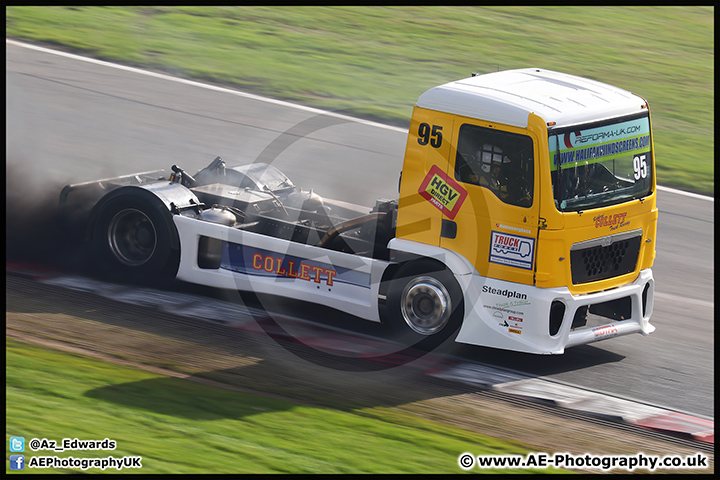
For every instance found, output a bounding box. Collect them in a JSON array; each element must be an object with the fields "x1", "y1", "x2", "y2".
[{"x1": 6, "y1": 159, "x2": 90, "y2": 273}]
